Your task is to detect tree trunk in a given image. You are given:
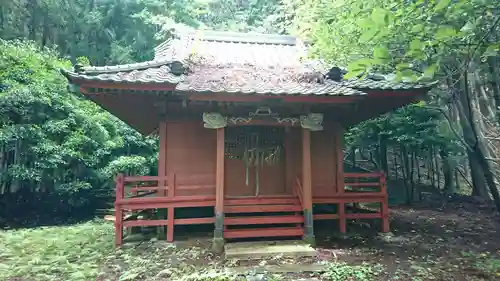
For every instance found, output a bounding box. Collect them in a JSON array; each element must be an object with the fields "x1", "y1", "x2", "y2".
[
  {"x1": 410, "y1": 149, "x2": 416, "y2": 200},
  {"x1": 487, "y1": 58, "x2": 500, "y2": 125},
  {"x1": 416, "y1": 147, "x2": 421, "y2": 184},
  {"x1": 430, "y1": 148, "x2": 435, "y2": 188},
  {"x1": 351, "y1": 146, "x2": 356, "y2": 169},
  {"x1": 469, "y1": 155, "x2": 489, "y2": 197},
  {"x1": 379, "y1": 135, "x2": 389, "y2": 178},
  {"x1": 401, "y1": 145, "x2": 412, "y2": 203},
  {"x1": 27, "y1": 0, "x2": 37, "y2": 41},
  {"x1": 440, "y1": 148, "x2": 455, "y2": 195},
  {"x1": 393, "y1": 148, "x2": 398, "y2": 178},
  {"x1": 455, "y1": 70, "x2": 500, "y2": 212},
  {"x1": 426, "y1": 149, "x2": 431, "y2": 182},
  {"x1": 11, "y1": 139, "x2": 21, "y2": 193}
]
